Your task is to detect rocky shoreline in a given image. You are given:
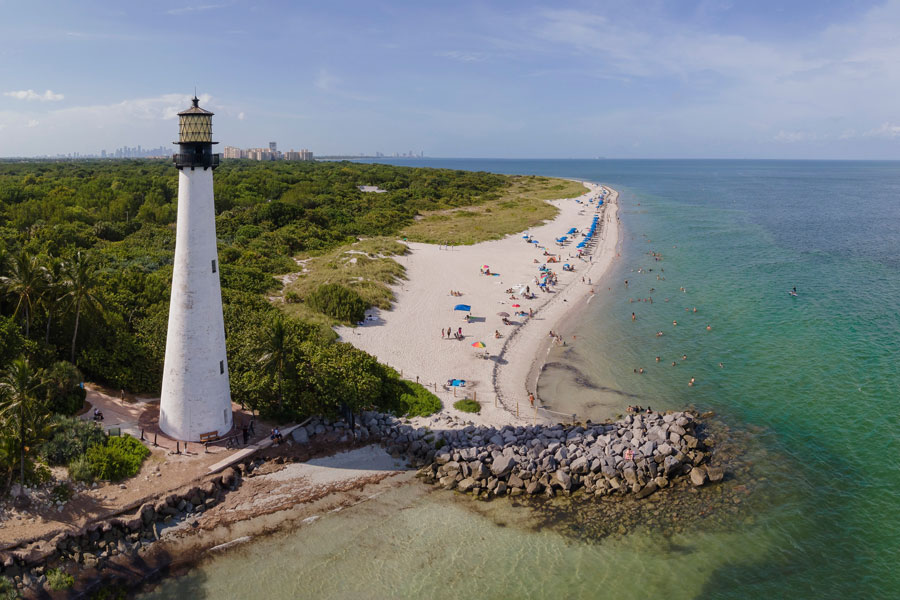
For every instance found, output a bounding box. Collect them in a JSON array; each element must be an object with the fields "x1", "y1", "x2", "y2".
[
  {"x1": 0, "y1": 408, "x2": 724, "y2": 597},
  {"x1": 398, "y1": 411, "x2": 720, "y2": 499}
]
